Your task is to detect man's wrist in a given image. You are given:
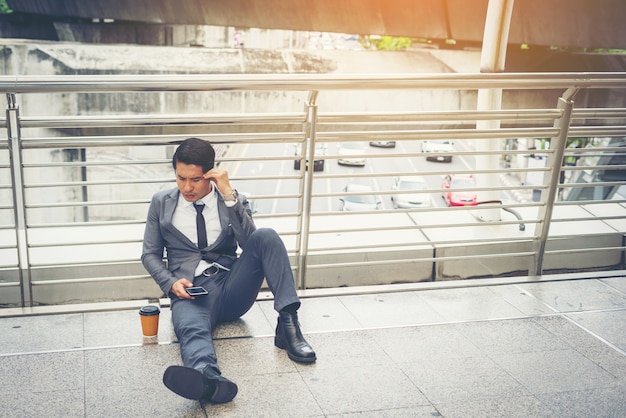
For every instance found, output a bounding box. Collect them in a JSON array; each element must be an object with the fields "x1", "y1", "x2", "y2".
[{"x1": 223, "y1": 189, "x2": 238, "y2": 202}]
